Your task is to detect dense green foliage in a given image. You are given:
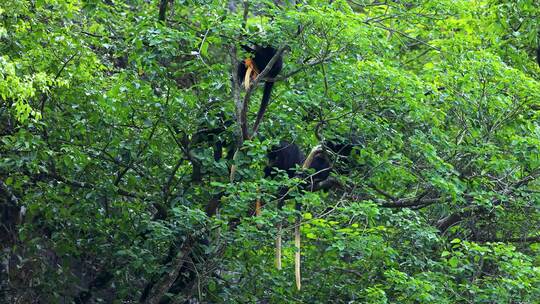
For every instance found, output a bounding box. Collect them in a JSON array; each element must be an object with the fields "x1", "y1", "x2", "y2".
[{"x1": 1, "y1": 0, "x2": 539, "y2": 303}]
